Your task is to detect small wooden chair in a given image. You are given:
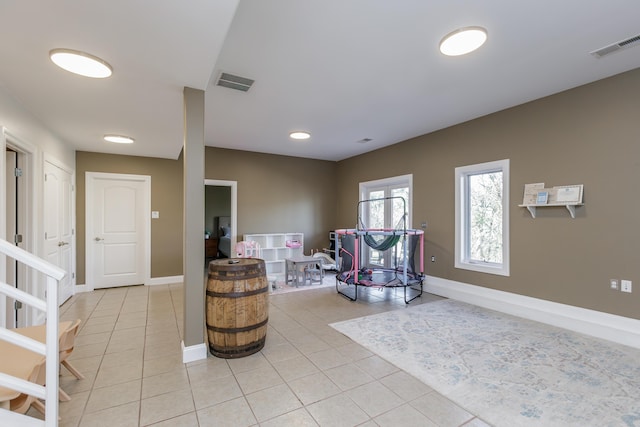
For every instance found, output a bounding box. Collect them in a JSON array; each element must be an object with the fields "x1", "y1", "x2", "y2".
[
  {"x1": 56, "y1": 319, "x2": 83, "y2": 402},
  {"x1": 11, "y1": 320, "x2": 83, "y2": 403},
  {"x1": 9, "y1": 357, "x2": 46, "y2": 416},
  {"x1": 59, "y1": 319, "x2": 83, "y2": 381},
  {"x1": 304, "y1": 264, "x2": 323, "y2": 285}
]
